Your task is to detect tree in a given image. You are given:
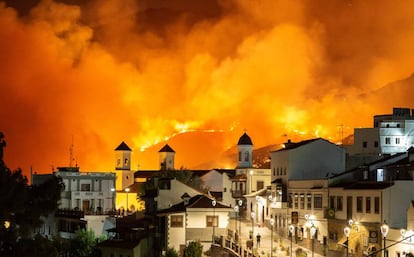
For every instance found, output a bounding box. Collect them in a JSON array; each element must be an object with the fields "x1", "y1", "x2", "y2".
[
  {"x1": 163, "y1": 247, "x2": 179, "y2": 257},
  {"x1": 69, "y1": 228, "x2": 106, "y2": 257},
  {"x1": 183, "y1": 241, "x2": 203, "y2": 257},
  {"x1": 0, "y1": 132, "x2": 64, "y2": 255}
]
